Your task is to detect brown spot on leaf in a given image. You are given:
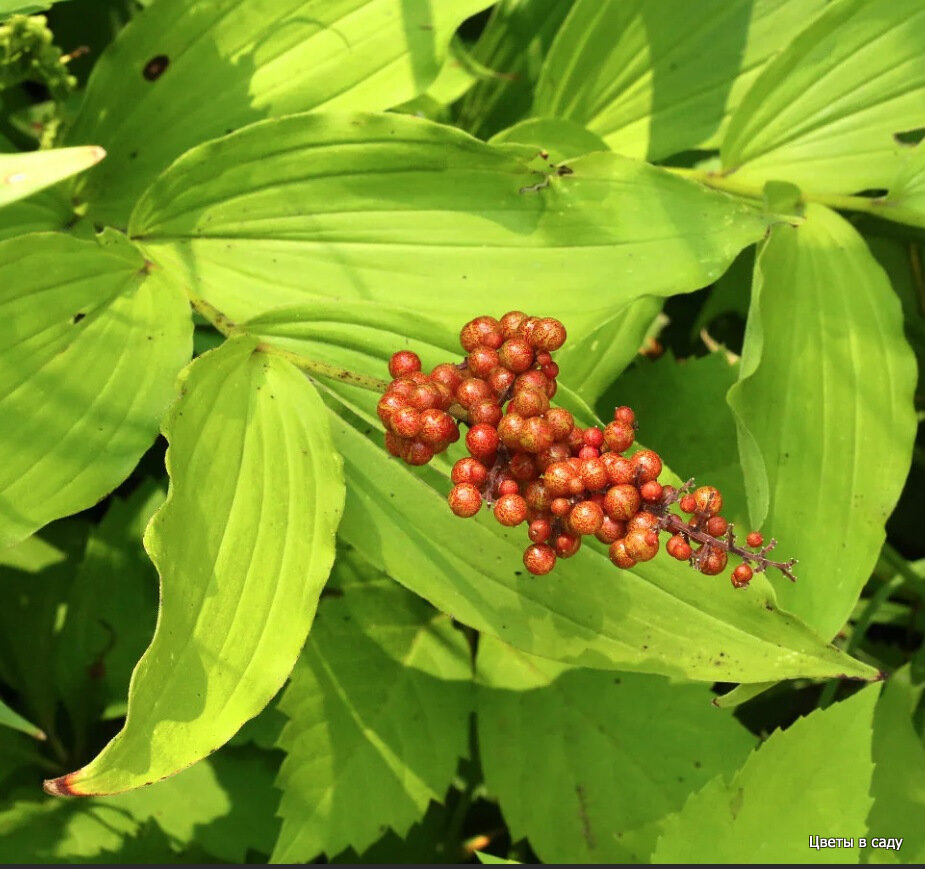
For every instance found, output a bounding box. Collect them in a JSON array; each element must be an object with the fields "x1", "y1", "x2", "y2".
[{"x1": 142, "y1": 55, "x2": 170, "y2": 81}]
